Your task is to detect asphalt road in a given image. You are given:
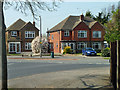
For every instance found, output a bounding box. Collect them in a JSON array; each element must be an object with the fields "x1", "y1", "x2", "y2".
[{"x1": 7, "y1": 56, "x2": 110, "y2": 80}]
